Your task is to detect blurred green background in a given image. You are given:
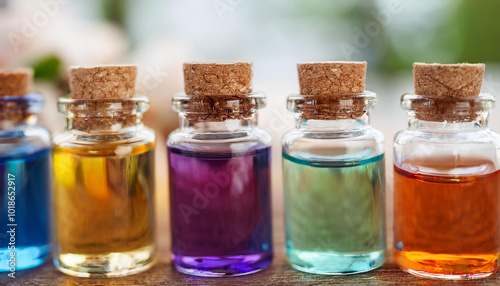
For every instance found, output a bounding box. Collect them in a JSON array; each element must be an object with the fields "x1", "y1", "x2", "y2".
[{"x1": 2, "y1": 0, "x2": 500, "y2": 86}]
